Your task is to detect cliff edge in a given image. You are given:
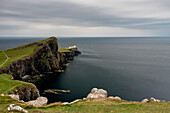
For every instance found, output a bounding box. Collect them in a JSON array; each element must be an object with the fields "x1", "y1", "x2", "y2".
[
  {"x1": 0, "y1": 37, "x2": 81, "y2": 80},
  {"x1": 0, "y1": 37, "x2": 81, "y2": 102}
]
